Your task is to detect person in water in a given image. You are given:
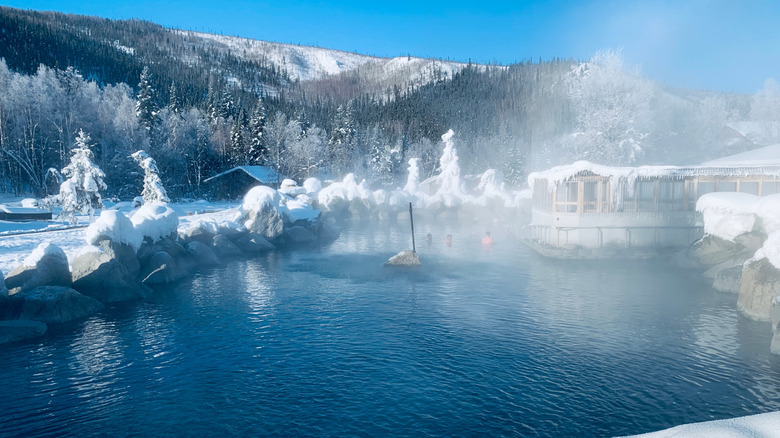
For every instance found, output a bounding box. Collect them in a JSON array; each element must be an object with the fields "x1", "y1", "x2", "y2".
[
  {"x1": 481, "y1": 231, "x2": 494, "y2": 246},
  {"x1": 426, "y1": 233, "x2": 432, "y2": 244},
  {"x1": 444, "y1": 234, "x2": 452, "y2": 246}
]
